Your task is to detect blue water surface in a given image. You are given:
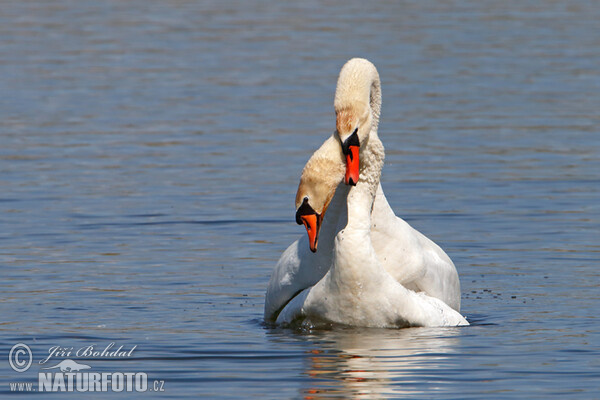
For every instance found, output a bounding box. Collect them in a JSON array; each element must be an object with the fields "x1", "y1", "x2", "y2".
[{"x1": 1, "y1": 1, "x2": 599, "y2": 398}]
